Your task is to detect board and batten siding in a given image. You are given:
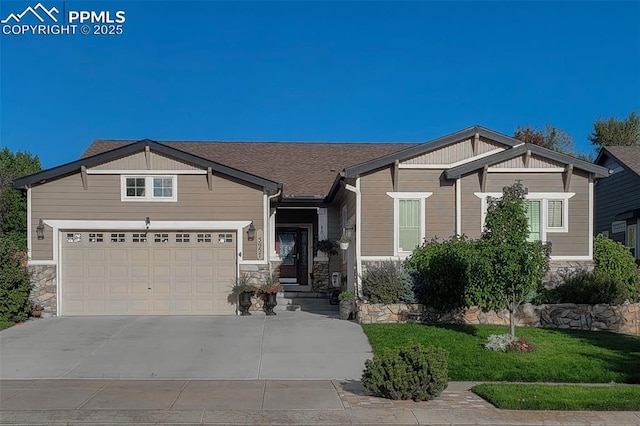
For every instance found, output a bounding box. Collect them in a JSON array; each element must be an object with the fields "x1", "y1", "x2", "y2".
[
  {"x1": 461, "y1": 171, "x2": 590, "y2": 257},
  {"x1": 30, "y1": 172, "x2": 264, "y2": 261},
  {"x1": 401, "y1": 137, "x2": 504, "y2": 165},
  {"x1": 90, "y1": 151, "x2": 201, "y2": 171},
  {"x1": 594, "y1": 162, "x2": 640, "y2": 245}
]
